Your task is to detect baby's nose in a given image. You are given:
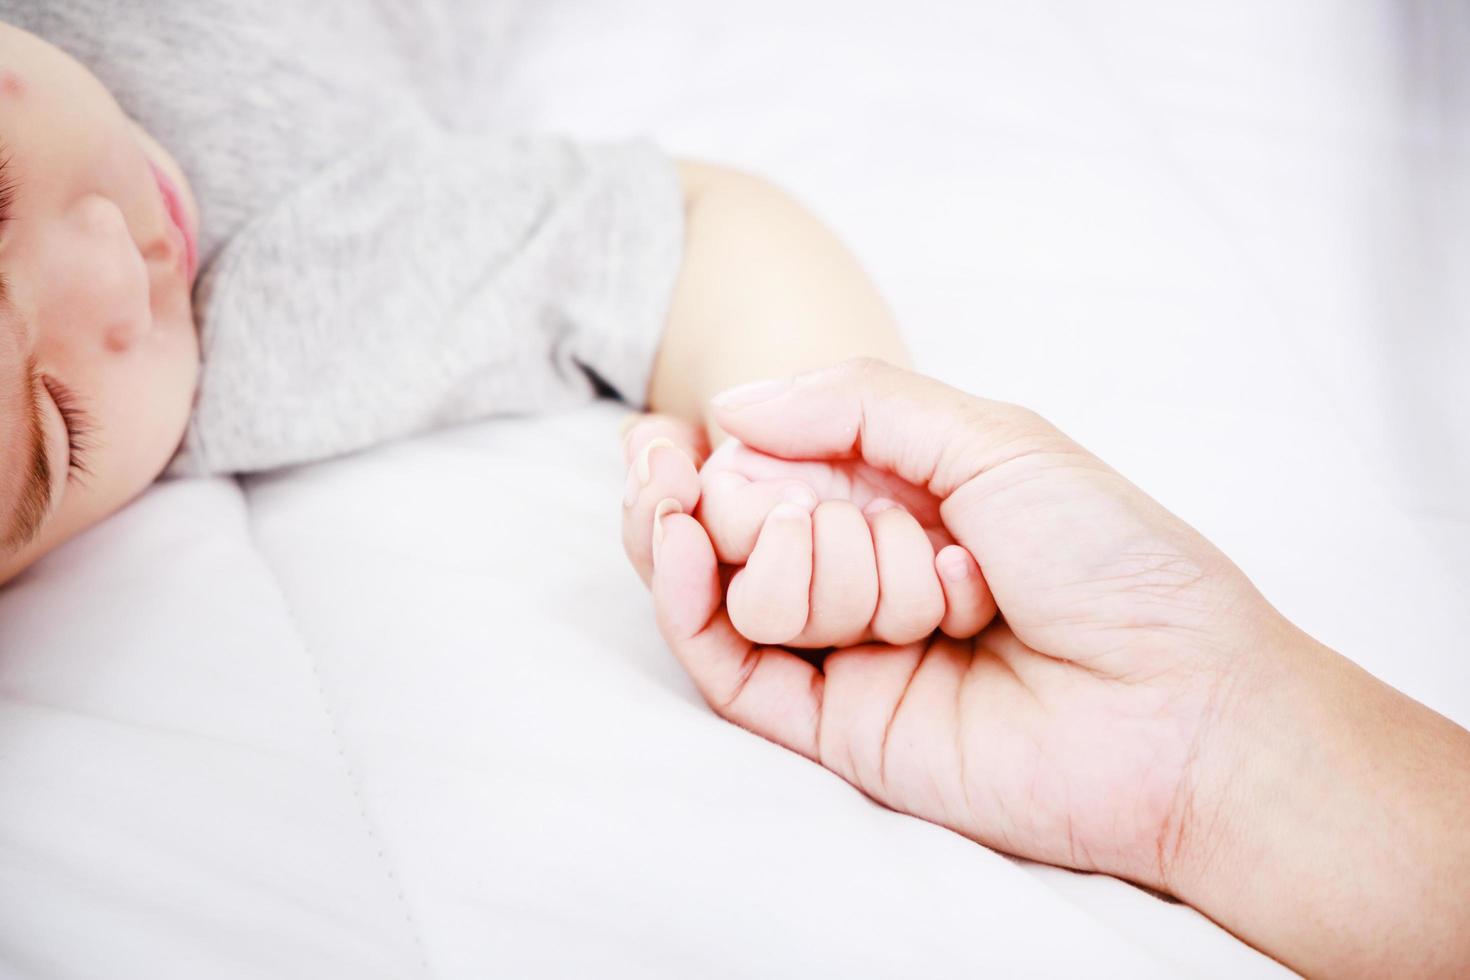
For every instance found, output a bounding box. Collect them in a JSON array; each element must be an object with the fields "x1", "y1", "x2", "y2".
[{"x1": 70, "y1": 195, "x2": 152, "y2": 351}]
